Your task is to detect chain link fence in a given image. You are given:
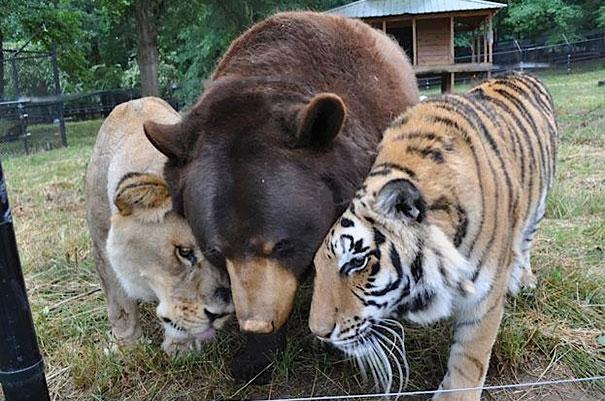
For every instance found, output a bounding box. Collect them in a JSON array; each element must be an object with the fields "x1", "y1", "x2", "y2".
[
  {"x1": 0, "y1": 49, "x2": 67, "y2": 157},
  {"x1": 419, "y1": 29, "x2": 605, "y2": 89}
]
